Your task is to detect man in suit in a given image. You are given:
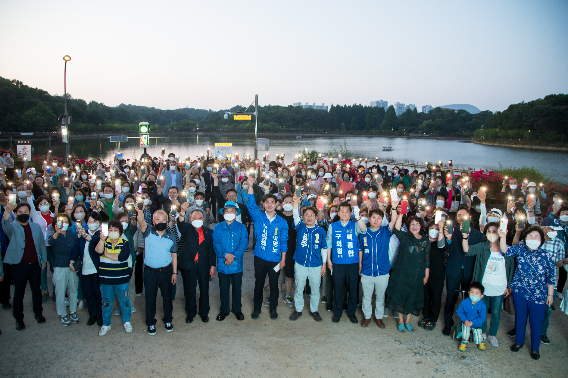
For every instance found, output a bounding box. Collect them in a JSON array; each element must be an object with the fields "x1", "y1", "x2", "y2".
[
  {"x1": 162, "y1": 159, "x2": 183, "y2": 195},
  {"x1": 177, "y1": 203, "x2": 216, "y2": 323}
]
